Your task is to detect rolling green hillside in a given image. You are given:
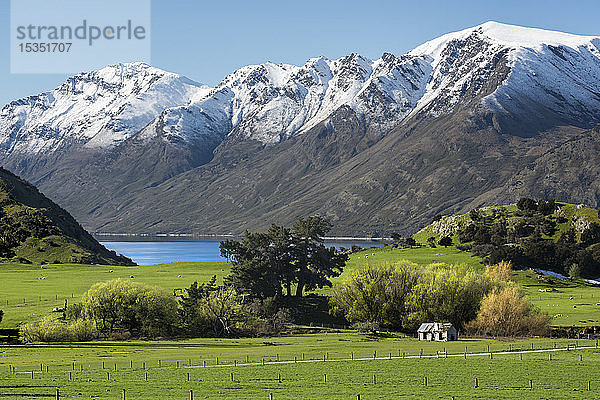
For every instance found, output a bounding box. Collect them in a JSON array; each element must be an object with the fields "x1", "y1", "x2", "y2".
[{"x1": 0, "y1": 167, "x2": 133, "y2": 265}]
